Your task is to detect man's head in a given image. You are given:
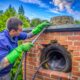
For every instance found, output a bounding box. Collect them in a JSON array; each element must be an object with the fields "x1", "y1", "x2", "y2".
[{"x1": 7, "y1": 17, "x2": 23, "y2": 37}]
